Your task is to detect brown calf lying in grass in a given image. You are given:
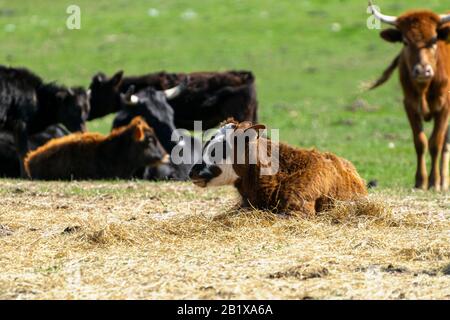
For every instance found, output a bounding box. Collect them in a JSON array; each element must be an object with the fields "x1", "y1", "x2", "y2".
[
  {"x1": 189, "y1": 120, "x2": 368, "y2": 216},
  {"x1": 25, "y1": 117, "x2": 168, "y2": 180}
]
